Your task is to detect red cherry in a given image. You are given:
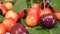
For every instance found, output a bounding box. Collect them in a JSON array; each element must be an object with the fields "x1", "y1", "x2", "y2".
[
  {"x1": 2, "y1": 18, "x2": 16, "y2": 31},
  {"x1": 28, "y1": 8, "x2": 40, "y2": 15},
  {"x1": 5, "y1": 10, "x2": 19, "y2": 22},
  {"x1": 26, "y1": 15, "x2": 39, "y2": 26},
  {"x1": 39, "y1": 8, "x2": 52, "y2": 17},
  {"x1": 0, "y1": 4, "x2": 8, "y2": 15},
  {"x1": 40, "y1": 13, "x2": 57, "y2": 28},
  {"x1": 0, "y1": 24, "x2": 7, "y2": 34},
  {"x1": 18, "y1": 10, "x2": 25, "y2": 18},
  {"x1": 3, "y1": 1, "x2": 13, "y2": 10}
]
